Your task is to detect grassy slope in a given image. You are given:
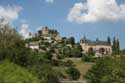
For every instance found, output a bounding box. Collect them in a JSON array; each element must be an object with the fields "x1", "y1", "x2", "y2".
[
  {"x1": 63, "y1": 58, "x2": 93, "y2": 80},
  {"x1": 0, "y1": 60, "x2": 40, "y2": 83}
]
